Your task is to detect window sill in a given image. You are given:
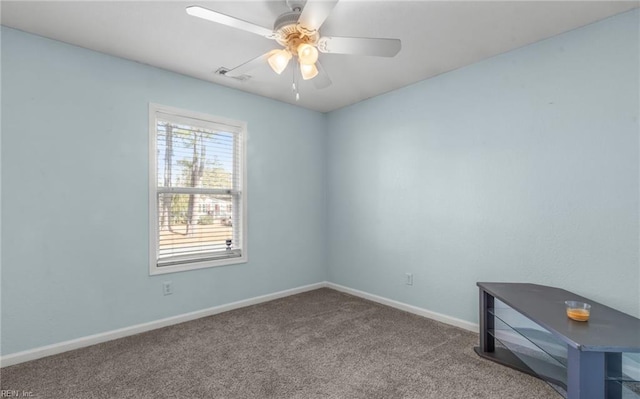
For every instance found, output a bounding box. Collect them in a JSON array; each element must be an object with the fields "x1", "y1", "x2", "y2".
[{"x1": 149, "y1": 255, "x2": 248, "y2": 276}]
